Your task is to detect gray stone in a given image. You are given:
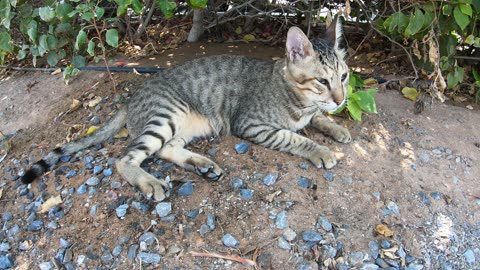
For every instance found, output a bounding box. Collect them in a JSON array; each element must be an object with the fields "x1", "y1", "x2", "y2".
[
  {"x1": 349, "y1": 251, "x2": 364, "y2": 266},
  {"x1": 111, "y1": 181, "x2": 122, "y2": 189},
  {"x1": 386, "y1": 201, "x2": 400, "y2": 214},
  {"x1": 322, "y1": 245, "x2": 337, "y2": 258},
  {"x1": 299, "y1": 162, "x2": 310, "y2": 170},
  {"x1": 101, "y1": 250, "x2": 113, "y2": 263},
  {"x1": 199, "y1": 224, "x2": 211, "y2": 235},
  {"x1": 368, "y1": 240, "x2": 379, "y2": 259},
  {"x1": 464, "y1": 249, "x2": 475, "y2": 264},
  {"x1": 222, "y1": 234, "x2": 239, "y2": 248},
  {"x1": 0, "y1": 242, "x2": 10, "y2": 252},
  {"x1": 116, "y1": 204, "x2": 128, "y2": 218},
  {"x1": 323, "y1": 171, "x2": 335, "y2": 182},
  {"x1": 297, "y1": 176, "x2": 312, "y2": 188},
  {"x1": 234, "y1": 142, "x2": 249, "y2": 154},
  {"x1": 263, "y1": 173, "x2": 278, "y2": 186},
  {"x1": 240, "y1": 189, "x2": 254, "y2": 199},
  {"x1": 275, "y1": 211, "x2": 288, "y2": 229},
  {"x1": 380, "y1": 239, "x2": 391, "y2": 249},
  {"x1": 231, "y1": 178, "x2": 244, "y2": 189},
  {"x1": 127, "y1": 245, "x2": 138, "y2": 261},
  {"x1": 283, "y1": 228, "x2": 297, "y2": 241},
  {"x1": 361, "y1": 264, "x2": 379, "y2": 270},
  {"x1": 206, "y1": 214, "x2": 215, "y2": 230},
  {"x1": 177, "y1": 181, "x2": 194, "y2": 196},
  {"x1": 278, "y1": 237, "x2": 290, "y2": 250},
  {"x1": 186, "y1": 209, "x2": 200, "y2": 219},
  {"x1": 39, "y1": 262, "x2": 54, "y2": 270},
  {"x1": 112, "y1": 246, "x2": 122, "y2": 257},
  {"x1": 302, "y1": 231, "x2": 323, "y2": 242},
  {"x1": 60, "y1": 238, "x2": 72, "y2": 248},
  {"x1": 0, "y1": 255, "x2": 14, "y2": 269},
  {"x1": 406, "y1": 264, "x2": 424, "y2": 270},
  {"x1": 137, "y1": 252, "x2": 162, "y2": 264},
  {"x1": 317, "y1": 216, "x2": 332, "y2": 231},
  {"x1": 85, "y1": 177, "x2": 100, "y2": 186},
  {"x1": 139, "y1": 232, "x2": 156, "y2": 245},
  {"x1": 28, "y1": 220, "x2": 43, "y2": 231},
  {"x1": 156, "y1": 202, "x2": 172, "y2": 218}
]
